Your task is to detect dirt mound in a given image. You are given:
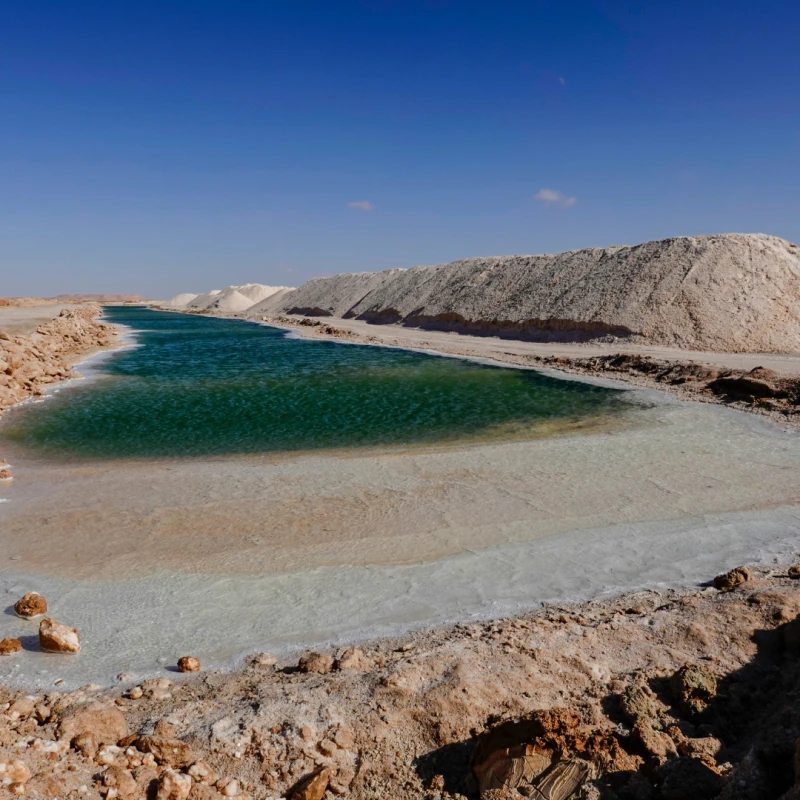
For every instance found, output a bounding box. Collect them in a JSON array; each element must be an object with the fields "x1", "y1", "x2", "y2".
[{"x1": 263, "y1": 234, "x2": 800, "y2": 353}]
